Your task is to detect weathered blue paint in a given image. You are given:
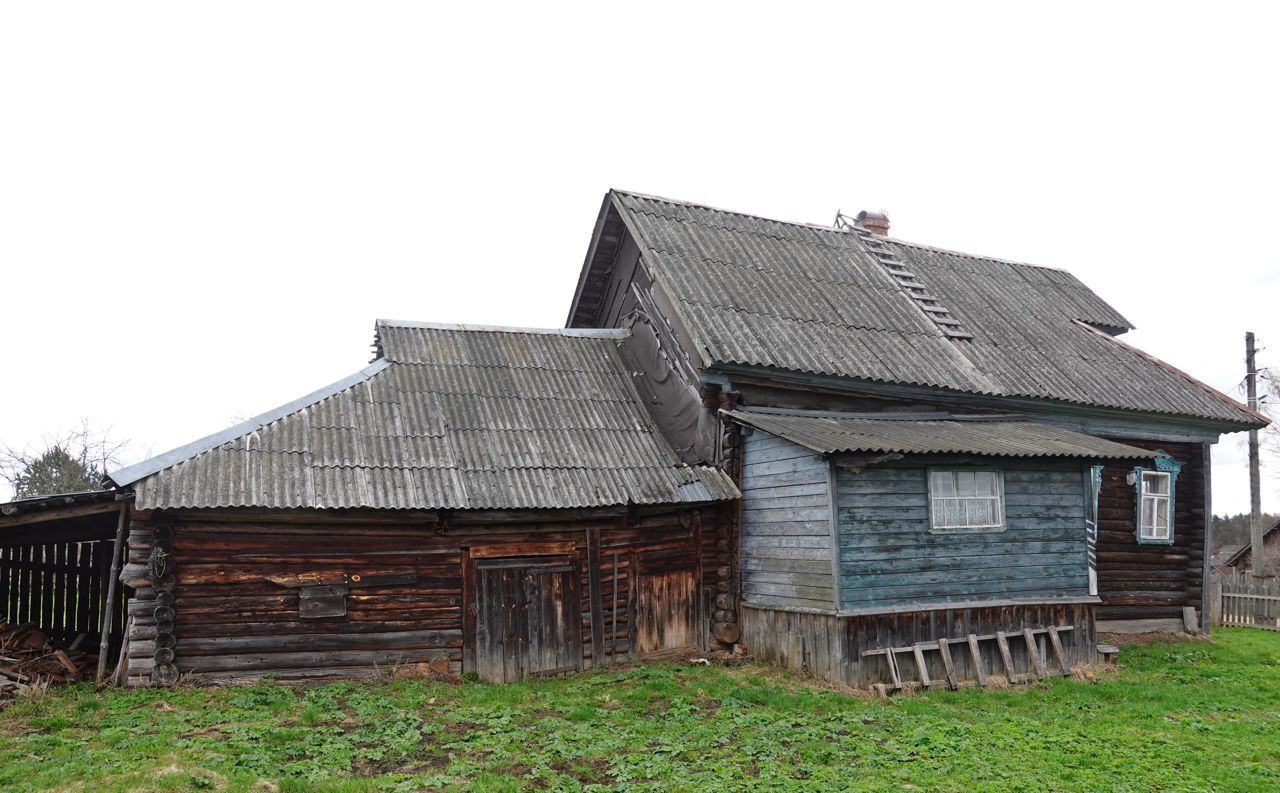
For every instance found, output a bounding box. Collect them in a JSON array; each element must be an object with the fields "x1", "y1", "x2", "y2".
[
  {"x1": 740, "y1": 431, "x2": 837, "y2": 612},
  {"x1": 836, "y1": 466, "x2": 1091, "y2": 610}
]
